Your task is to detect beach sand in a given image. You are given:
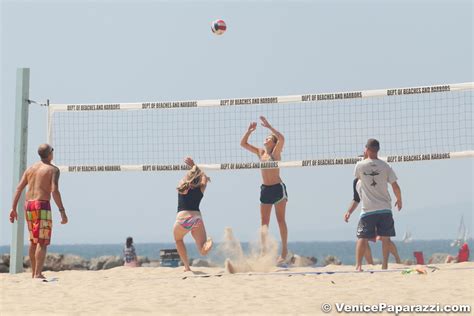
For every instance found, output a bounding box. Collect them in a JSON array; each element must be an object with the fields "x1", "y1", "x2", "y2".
[{"x1": 1, "y1": 262, "x2": 473, "y2": 315}]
